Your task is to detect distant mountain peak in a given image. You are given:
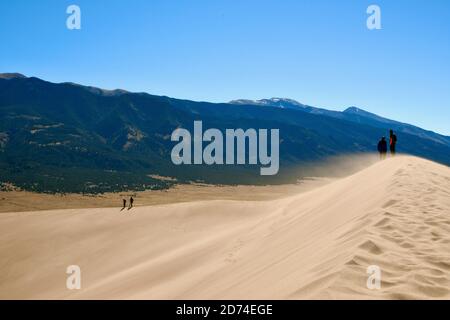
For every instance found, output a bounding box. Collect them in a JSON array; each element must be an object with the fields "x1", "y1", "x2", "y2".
[
  {"x1": 344, "y1": 106, "x2": 372, "y2": 114},
  {"x1": 230, "y1": 97, "x2": 307, "y2": 109},
  {"x1": 0, "y1": 73, "x2": 27, "y2": 80},
  {"x1": 344, "y1": 106, "x2": 361, "y2": 112},
  {"x1": 343, "y1": 106, "x2": 396, "y2": 123},
  {"x1": 265, "y1": 97, "x2": 303, "y2": 104},
  {"x1": 230, "y1": 97, "x2": 302, "y2": 104}
]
